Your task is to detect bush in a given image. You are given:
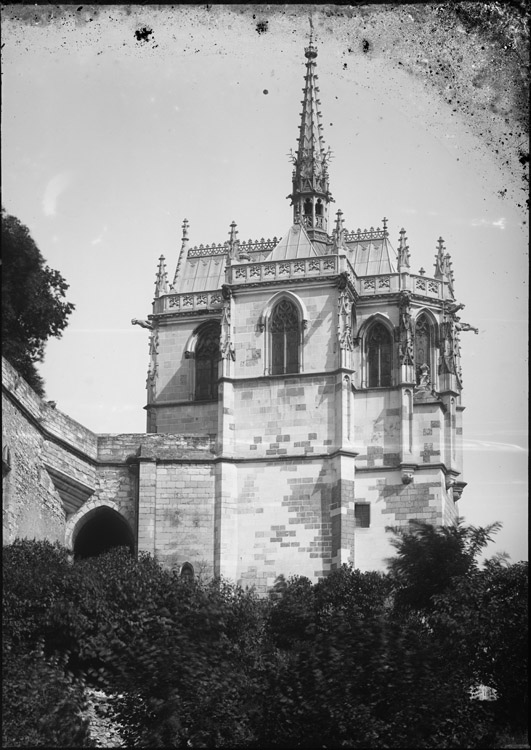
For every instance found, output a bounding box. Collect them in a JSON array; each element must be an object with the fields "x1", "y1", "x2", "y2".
[
  {"x1": 3, "y1": 539, "x2": 525, "y2": 748},
  {"x1": 259, "y1": 572, "x2": 495, "y2": 748},
  {"x1": 2, "y1": 638, "x2": 92, "y2": 748}
]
